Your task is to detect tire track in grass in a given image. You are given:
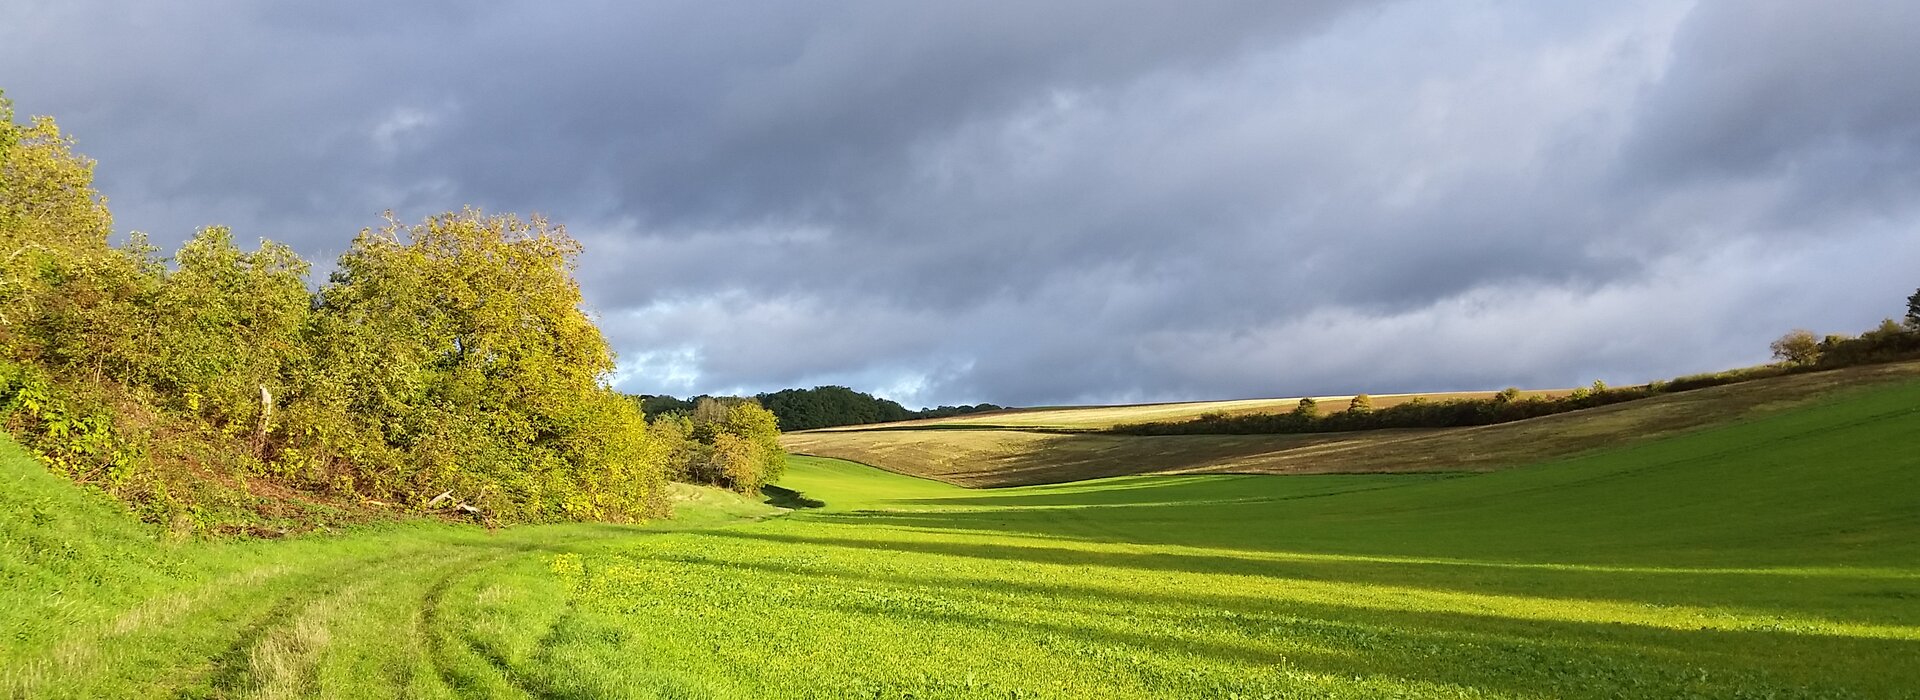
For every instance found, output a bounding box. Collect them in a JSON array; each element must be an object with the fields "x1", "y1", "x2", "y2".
[
  {"x1": 196, "y1": 592, "x2": 307, "y2": 697},
  {"x1": 172, "y1": 549, "x2": 422, "y2": 699},
  {"x1": 459, "y1": 632, "x2": 566, "y2": 700},
  {"x1": 420, "y1": 546, "x2": 559, "y2": 700},
  {"x1": 165, "y1": 543, "x2": 485, "y2": 699},
  {"x1": 3, "y1": 565, "x2": 287, "y2": 698},
  {"x1": 426, "y1": 534, "x2": 679, "y2": 700}
]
